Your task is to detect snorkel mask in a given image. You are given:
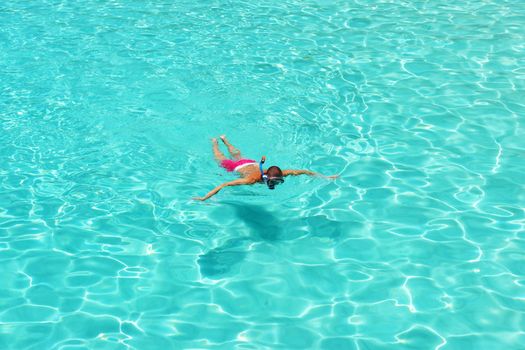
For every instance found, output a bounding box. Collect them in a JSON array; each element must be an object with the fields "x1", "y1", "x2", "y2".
[{"x1": 260, "y1": 156, "x2": 284, "y2": 190}]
